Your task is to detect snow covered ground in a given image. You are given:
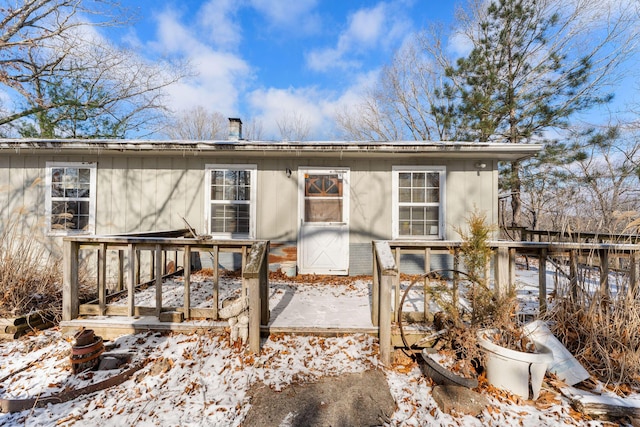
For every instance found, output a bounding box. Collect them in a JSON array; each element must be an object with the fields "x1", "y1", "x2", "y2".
[{"x1": 0, "y1": 266, "x2": 628, "y2": 426}]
